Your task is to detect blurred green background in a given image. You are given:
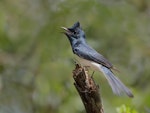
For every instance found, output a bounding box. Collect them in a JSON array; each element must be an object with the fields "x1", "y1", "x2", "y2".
[{"x1": 0, "y1": 0, "x2": 150, "y2": 113}]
